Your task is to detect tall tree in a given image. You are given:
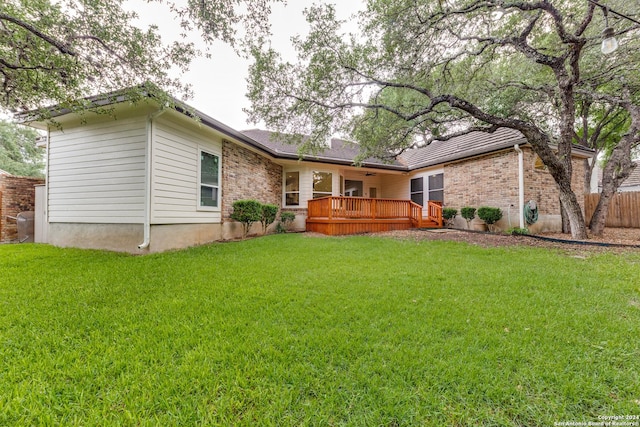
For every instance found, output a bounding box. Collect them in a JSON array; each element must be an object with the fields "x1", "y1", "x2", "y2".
[
  {"x1": 246, "y1": 0, "x2": 640, "y2": 239},
  {"x1": 0, "y1": 119, "x2": 44, "y2": 177},
  {"x1": 1, "y1": 0, "x2": 280, "y2": 116}
]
